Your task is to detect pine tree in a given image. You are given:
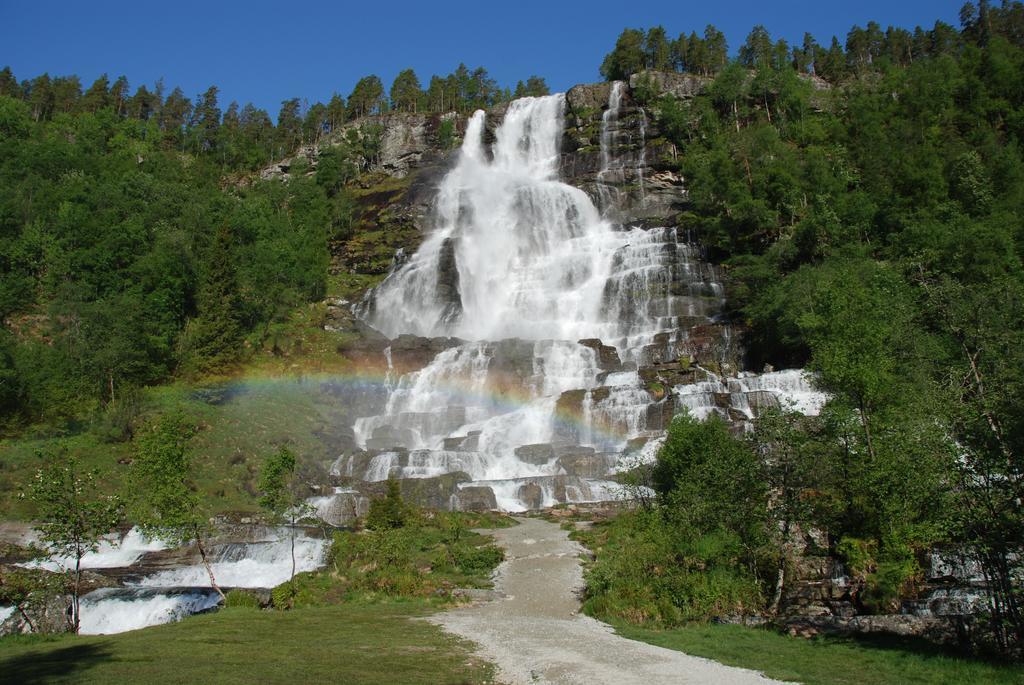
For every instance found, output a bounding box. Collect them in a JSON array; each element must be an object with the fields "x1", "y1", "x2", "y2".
[{"x1": 182, "y1": 224, "x2": 243, "y2": 372}]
